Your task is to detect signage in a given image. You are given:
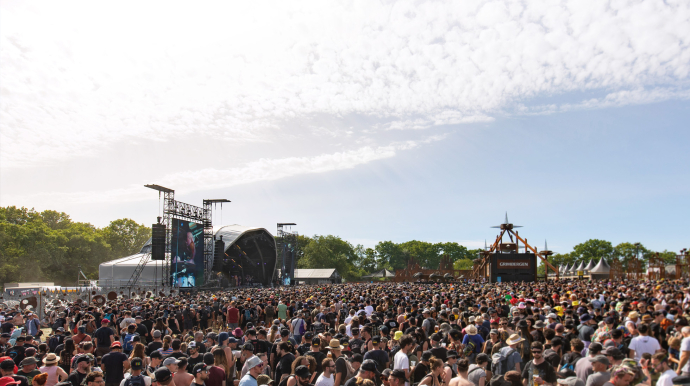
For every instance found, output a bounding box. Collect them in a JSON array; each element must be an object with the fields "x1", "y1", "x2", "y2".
[
  {"x1": 577, "y1": 270, "x2": 584, "y2": 276},
  {"x1": 497, "y1": 259, "x2": 531, "y2": 269}
]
